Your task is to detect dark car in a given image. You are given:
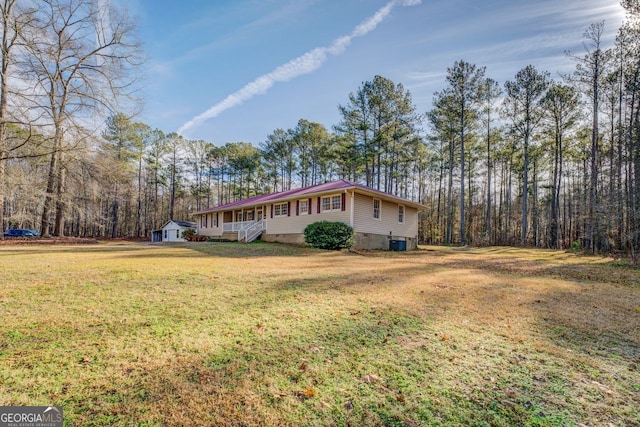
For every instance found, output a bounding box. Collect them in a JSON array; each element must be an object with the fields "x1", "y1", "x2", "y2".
[{"x1": 3, "y1": 229, "x2": 41, "y2": 237}]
